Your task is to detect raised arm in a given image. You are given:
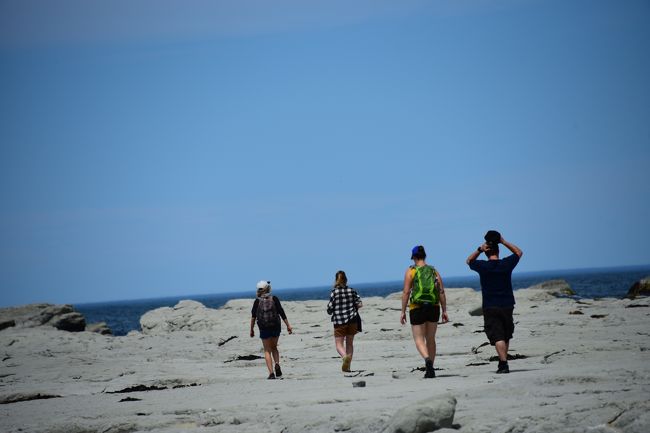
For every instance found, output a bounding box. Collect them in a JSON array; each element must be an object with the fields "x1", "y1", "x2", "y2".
[
  {"x1": 467, "y1": 243, "x2": 487, "y2": 265},
  {"x1": 500, "y1": 237, "x2": 523, "y2": 258}
]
